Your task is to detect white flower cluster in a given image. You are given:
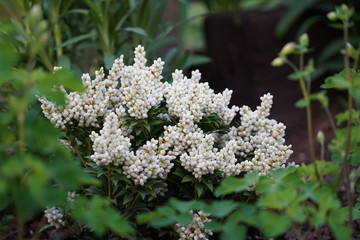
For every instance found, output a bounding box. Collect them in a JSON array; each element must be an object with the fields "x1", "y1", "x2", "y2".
[
  {"x1": 120, "y1": 46, "x2": 166, "y2": 119},
  {"x1": 176, "y1": 210, "x2": 213, "y2": 240},
  {"x1": 224, "y1": 93, "x2": 293, "y2": 176},
  {"x1": 165, "y1": 70, "x2": 239, "y2": 124},
  {"x1": 44, "y1": 207, "x2": 64, "y2": 229},
  {"x1": 39, "y1": 57, "x2": 124, "y2": 129},
  {"x1": 161, "y1": 122, "x2": 239, "y2": 178},
  {"x1": 40, "y1": 45, "x2": 293, "y2": 185},
  {"x1": 90, "y1": 108, "x2": 175, "y2": 184},
  {"x1": 123, "y1": 138, "x2": 176, "y2": 185},
  {"x1": 90, "y1": 108, "x2": 131, "y2": 166}
]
